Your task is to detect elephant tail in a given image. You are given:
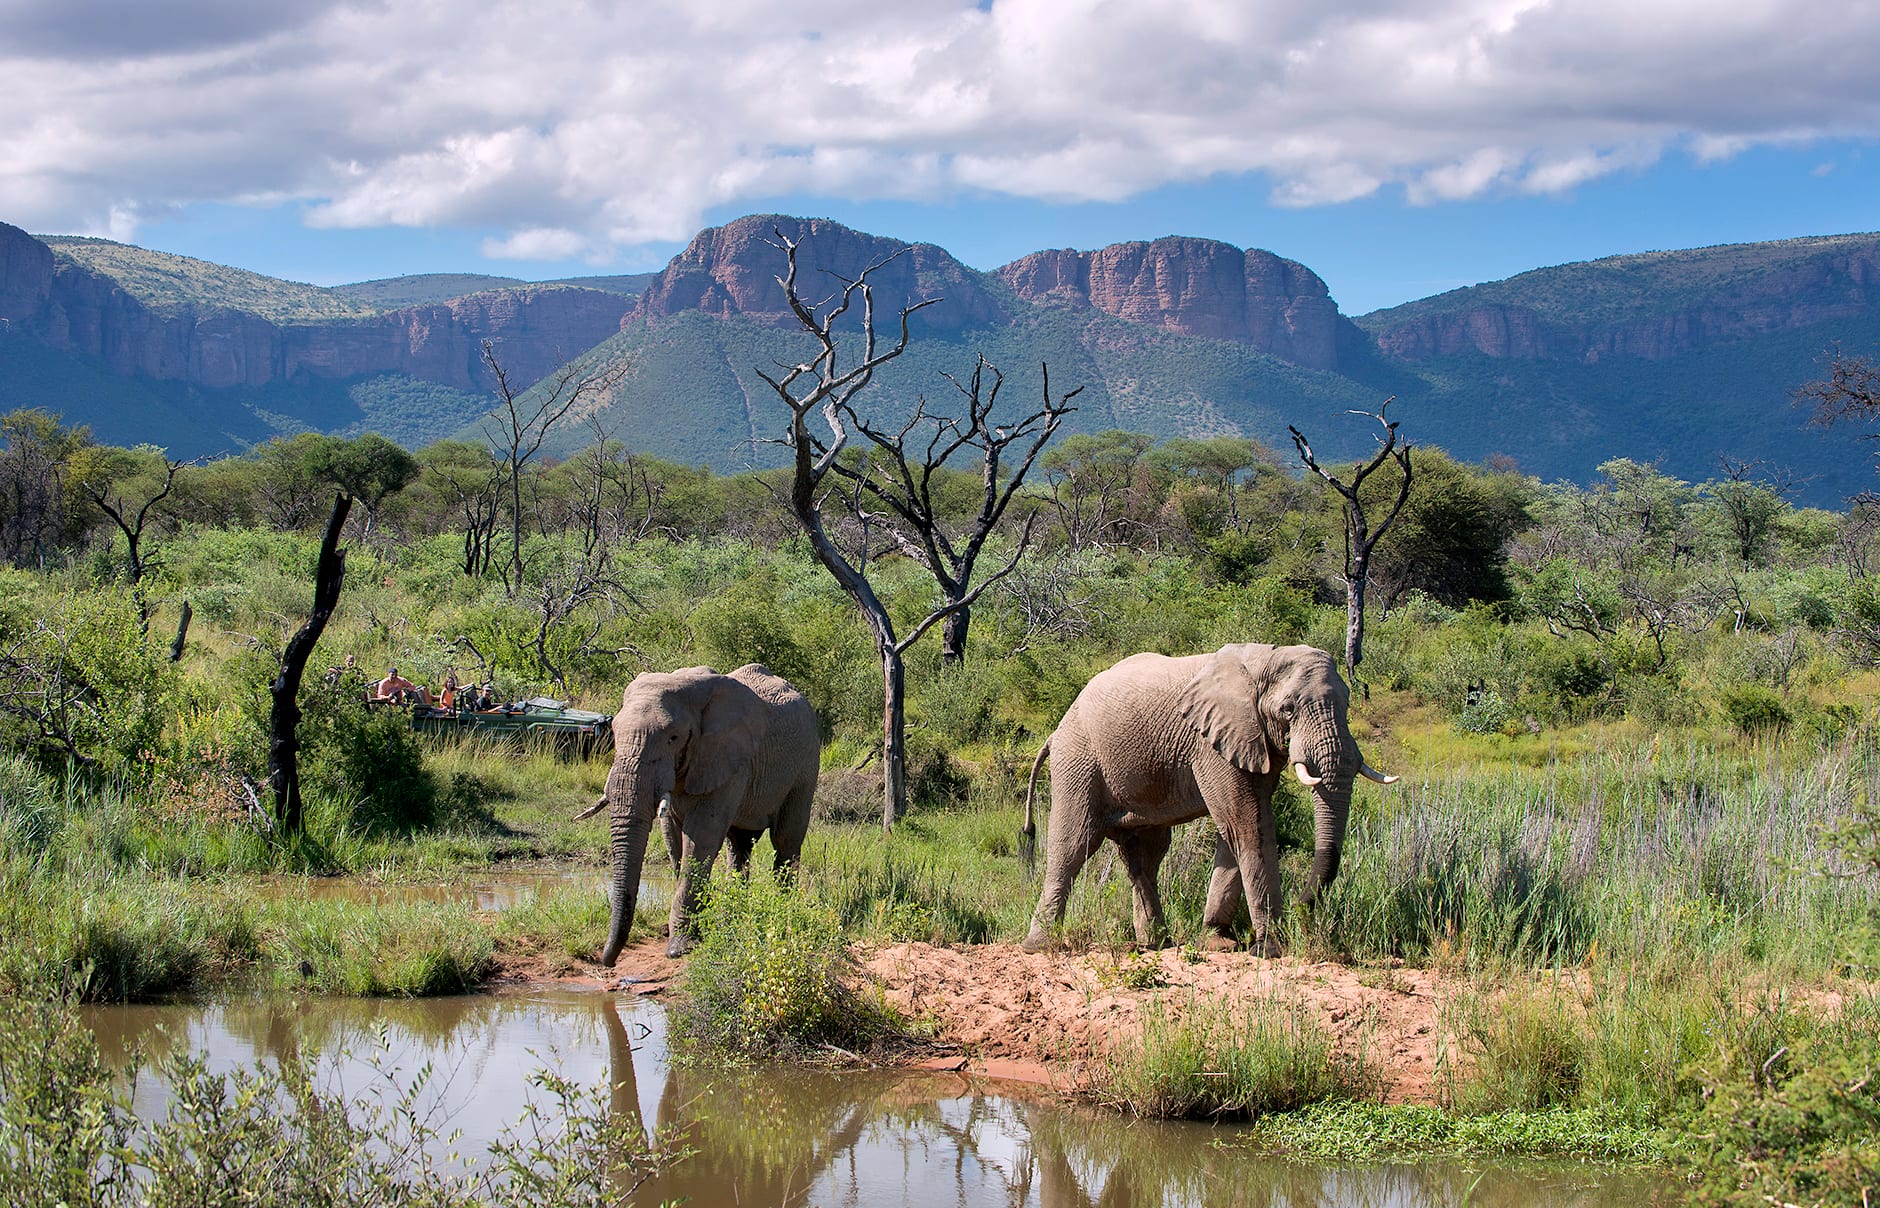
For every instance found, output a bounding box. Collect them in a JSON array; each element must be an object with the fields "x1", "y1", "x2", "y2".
[{"x1": 1019, "y1": 735, "x2": 1051, "y2": 875}]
